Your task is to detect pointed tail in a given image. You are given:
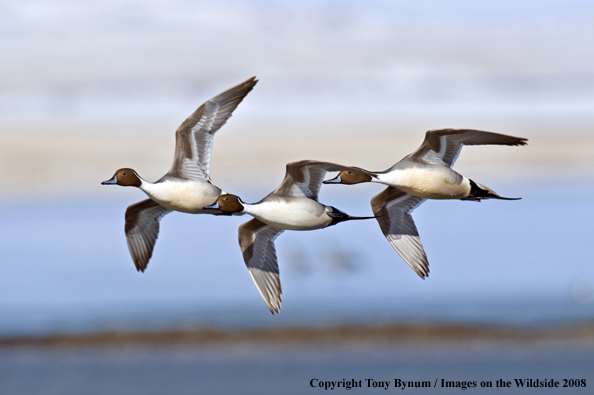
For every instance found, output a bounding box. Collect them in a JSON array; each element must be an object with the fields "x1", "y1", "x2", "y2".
[
  {"x1": 462, "y1": 180, "x2": 522, "y2": 201},
  {"x1": 326, "y1": 207, "x2": 376, "y2": 226}
]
